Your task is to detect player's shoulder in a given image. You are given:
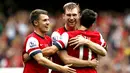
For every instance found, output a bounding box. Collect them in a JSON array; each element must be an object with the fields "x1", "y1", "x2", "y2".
[
  {"x1": 27, "y1": 35, "x2": 38, "y2": 41},
  {"x1": 26, "y1": 32, "x2": 36, "y2": 39},
  {"x1": 44, "y1": 35, "x2": 51, "y2": 40},
  {"x1": 92, "y1": 30, "x2": 103, "y2": 38},
  {"x1": 55, "y1": 27, "x2": 65, "y2": 31},
  {"x1": 25, "y1": 36, "x2": 39, "y2": 49},
  {"x1": 55, "y1": 27, "x2": 67, "y2": 34},
  {"x1": 92, "y1": 30, "x2": 101, "y2": 34},
  {"x1": 84, "y1": 30, "x2": 101, "y2": 38},
  {"x1": 25, "y1": 32, "x2": 42, "y2": 42},
  {"x1": 67, "y1": 30, "x2": 82, "y2": 35},
  {"x1": 62, "y1": 30, "x2": 82, "y2": 39}
]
